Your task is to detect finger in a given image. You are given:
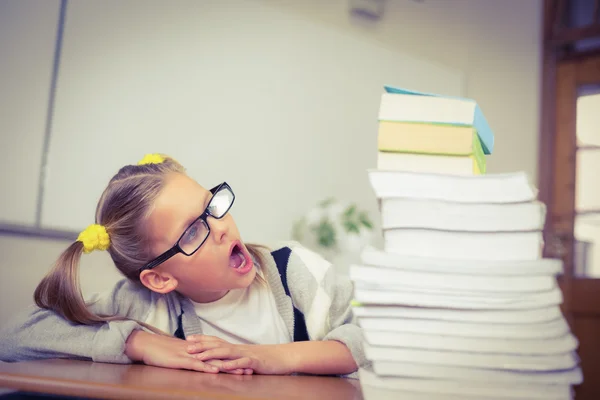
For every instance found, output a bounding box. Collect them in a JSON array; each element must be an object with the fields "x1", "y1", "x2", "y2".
[
  {"x1": 186, "y1": 335, "x2": 225, "y2": 343},
  {"x1": 183, "y1": 358, "x2": 220, "y2": 374},
  {"x1": 205, "y1": 359, "x2": 246, "y2": 375},
  {"x1": 227, "y1": 368, "x2": 246, "y2": 375},
  {"x1": 219, "y1": 365, "x2": 251, "y2": 375},
  {"x1": 187, "y1": 341, "x2": 223, "y2": 354},
  {"x1": 222, "y1": 357, "x2": 255, "y2": 371},
  {"x1": 195, "y1": 348, "x2": 238, "y2": 361}
]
